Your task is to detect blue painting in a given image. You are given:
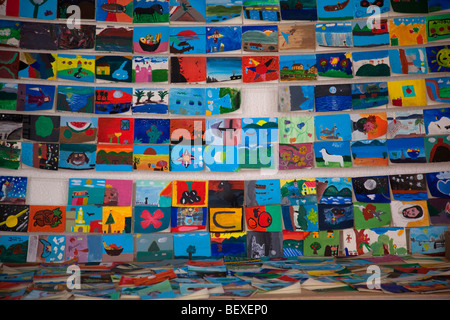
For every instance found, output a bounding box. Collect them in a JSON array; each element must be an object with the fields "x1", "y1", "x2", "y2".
[
  {"x1": 173, "y1": 232, "x2": 211, "y2": 259},
  {"x1": 244, "y1": 179, "x2": 281, "y2": 206},
  {"x1": 243, "y1": 0, "x2": 280, "y2": 21},
  {"x1": 0, "y1": 176, "x2": 27, "y2": 204},
  {"x1": 279, "y1": 85, "x2": 315, "y2": 112},
  {"x1": 135, "y1": 180, "x2": 172, "y2": 207},
  {"x1": 317, "y1": 52, "x2": 353, "y2": 78},
  {"x1": 58, "y1": 144, "x2": 97, "y2": 170},
  {"x1": 352, "y1": 175, "x2": 391, "y2": 203},
  {"x1": 17, "y1": 84, "x2": 56, "y2": 112},
  {"x1": 410, "y1": 226, "x2": 447, "y2": 254},
  {"x1": 351, "y1": 139, "x2": 389, "y2": 167},
  {"x1": 426, "y1": 171, "x2": 450, "y2": 198},
  {"x1": 170, "y1": 26, "x2": 206, "y2": 54},
  {"x1": 315, "y1": 84, "x2": 352, "y2": 112},
  {"x1": 389, "y1": 174, "x2": 428, "y2": 201},
  {"x1": 205, "y1": 144, "x2": 240, "y2": 172},
  {"x1": 134, "y1": 118, "x2": 170, "y2": 144},
  {"x1": 316, "y1": 177, "x2": 353, "y2": 205},
  {"x1": 206, "y1": 0, "x2": 242, "y2": 23},
  {"x1": 206, "y1": 57, "x2": 242, "y2": 83},
  {"x1": 314, "y1": 141, "x2": 352, "y2": 168},
  {"x1": 133, "y1": 25, "x2": 169, "y2": 54},
  {"x1": 206, "y1": 87, "x2": 241, "y2": 115},
  {"x1": 280, "y1": 0, "x2": 317, "y2": 20},
  {"x1": 314, "y1": 114, "x2": 352, "y2": 141},
  {"x1": 352, "y1": 20, "x2": 390, "y2": 47},
  {"x1": 425, "y1": 77, "x2": 450, "y2": 104},
  {"x1": 426, "y1": 45, "x2": 450, "y2": 73},
  {"x1": 318, "y1": 203, "x2": 354, "y2": 231},
  {"x1": 170, "y1": 144, "x2": 204, "y2": 172},
  {"x1": 315, "y1": 22, "x2": 353, "y2": 47},
  {"x1": 352, "y1": 50, "x2": 391, "y2": 77},
  {"x1": 66, "y1": 205, "x2": 103, "y2": 233},
  {"x1": 317, "y1": 0, "x2": 353, "y2": 21},
  {"x1": 206, "y1": 26, "x2": 242, "y2": 53},
  {"x1": 387, "y1": 137, "x2": 426, "y2": 164},
  {"x1": 132, "y1": 88, "x2": 169, "y2": 114},
  {"x1": 423, "y1": 107, "x2": 450, "y2": 136},
  {"x1": 57, "y1": 86, "x2": 95, "y2": 113},
  {"x1": 351, "y1": 82, "x2": 389, "y2": 110},
  {"x1": 241, "y1": 117, "x2": 278, "y2": 145},
  {"x1": 169, "y1": 88, "x2": 206, "y2": 115},
  {"x1": 389, "y1": 48, "x2": 428, "y2": 75},
  {"x1": 19, "y1": 0, "x2": 57, "y2": 20}
]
